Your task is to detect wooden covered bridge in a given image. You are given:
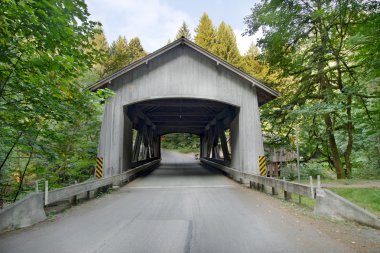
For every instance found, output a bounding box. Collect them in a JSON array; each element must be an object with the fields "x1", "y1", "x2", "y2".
[{"x1": 89, "y1": 38, "x2": 279, "y2": 177}]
